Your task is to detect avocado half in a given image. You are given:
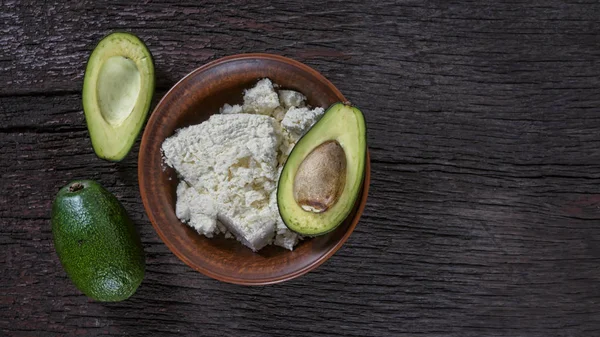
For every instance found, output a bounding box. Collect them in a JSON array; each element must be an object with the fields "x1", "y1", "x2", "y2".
[
  {"x1": 277, "y1": 102, "x2": 367, "y2": 236},
  {"x1": 82, "y1": 32, "x2": 155, "y2": 161}
]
